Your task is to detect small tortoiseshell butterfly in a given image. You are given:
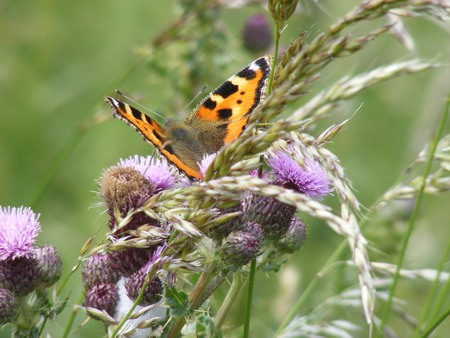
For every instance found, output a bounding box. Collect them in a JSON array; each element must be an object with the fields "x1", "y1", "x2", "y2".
[{"x1": 105, "y1": 55, "x2": 272, "y2": 180}]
